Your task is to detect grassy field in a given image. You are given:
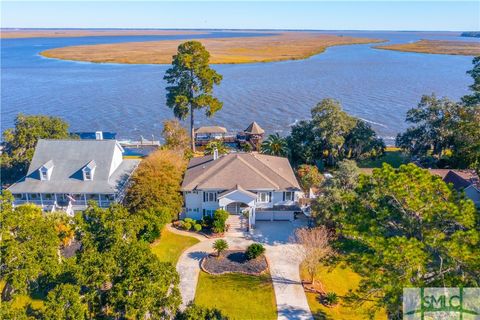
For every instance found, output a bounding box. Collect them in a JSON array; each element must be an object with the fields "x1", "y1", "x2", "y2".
[
  {"x1": 300, "y1": 264, "x2": 387, "y2": 320},
  {"x1": 150, "y1": 227, "x2": 200, "y2": 264},
  {"x1": 195, "y1": 272, "x2": 277, "y2": 320},
  {"x1": 40, "y1": 32, "x2": 384, "y2": 64},
  {"x1": 358, "y1": 148, "x2": 406, "y2": 169},
  {"x1": 375, "y1": 39, "x2": 480, "y2": 56}
]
